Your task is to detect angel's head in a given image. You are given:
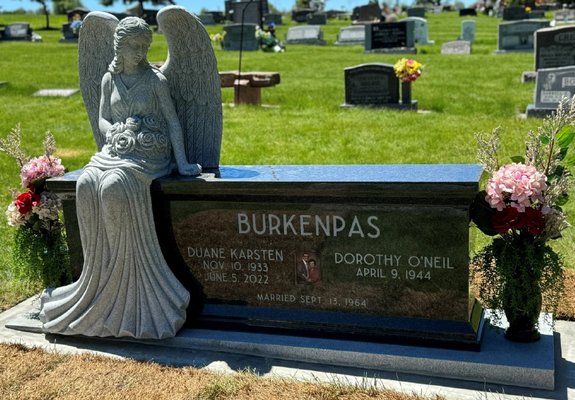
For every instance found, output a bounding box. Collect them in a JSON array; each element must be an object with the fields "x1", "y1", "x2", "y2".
[{"x1": 109, "y1": 17, "x2": 153, "y2": 74}]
